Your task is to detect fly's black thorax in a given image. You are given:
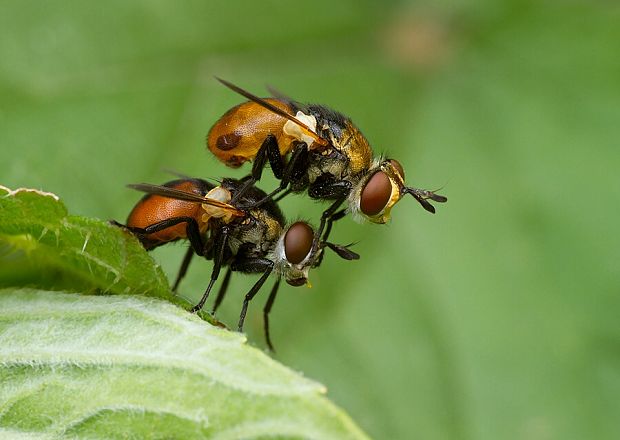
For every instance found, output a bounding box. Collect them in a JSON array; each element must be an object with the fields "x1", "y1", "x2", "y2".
[
  {"x1": 220, "y1": 177, "x2": 286, "y2": 259},
  {"x1": 228, "y1": 209, "x2": 284, "y2": 260},
  {"x1": 306, "y1": 148, "x2": 349, "y2": 185},
  {"x1": 304, "y1": 104, "x2": 373, "y2": 185}
]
